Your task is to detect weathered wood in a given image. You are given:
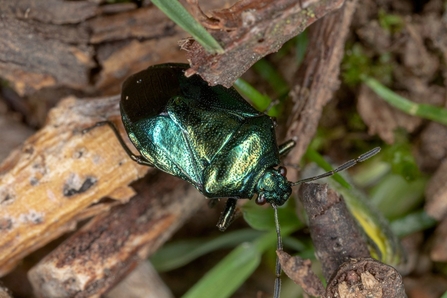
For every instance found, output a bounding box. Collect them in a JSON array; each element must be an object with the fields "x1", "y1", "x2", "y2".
[
  {"x1": 184, "y1": 0, "x2": 345, "y2": 87},
  {"x1": 0, "y1": 12, "x2": 93, "y2": 95},
  {"x1": 283, "y1": 0, "x2": 358, "y2": 177},
  {"x1": 28, "y1": 172, "x2": 202, "y2": 298},
  {"x1": 298, "y1": 183, "x2": 370, "y2": 281},
  {"x1": 0, "y1": 95, "x2": 150, "y2": 276},
  {"x1": 0, "y1": 1, "x2": 186, "y2": 96},
  {"x1": 326, "y1": 258, "x2": 406, "y2": 298}
]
